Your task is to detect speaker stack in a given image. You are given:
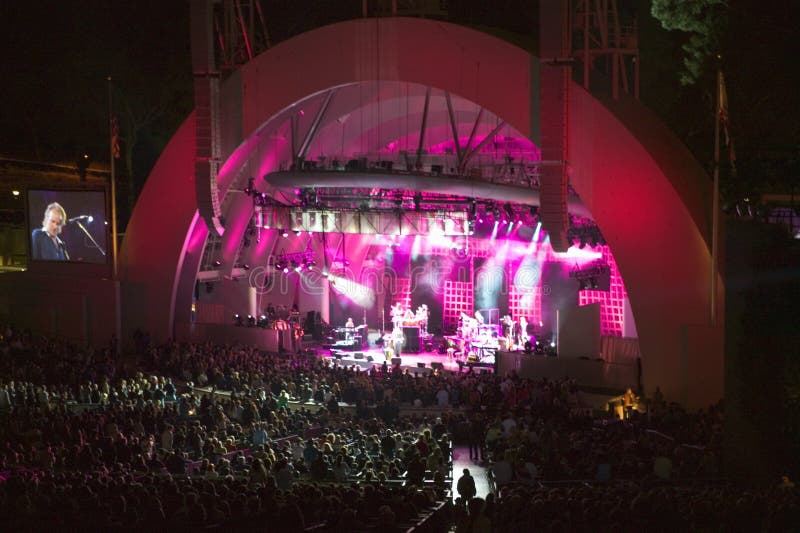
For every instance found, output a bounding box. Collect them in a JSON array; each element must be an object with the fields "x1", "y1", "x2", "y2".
[{"x1": 403, "y1": 327, "x2": 421, "y2": 353}]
